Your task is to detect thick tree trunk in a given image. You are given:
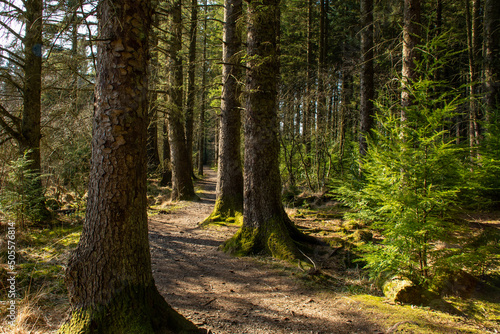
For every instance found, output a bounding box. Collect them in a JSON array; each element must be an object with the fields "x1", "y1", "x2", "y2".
[
  {"x1": 484, "y1": 0, "x2": 500, "y2": 123},
  {"x1": 168, "y1": 0, "x2": 197, "y2": 201},
  {"x1": 203, "y1": 0, "x2": 244, "y2": 225},
  {"x1": 20, "y1": 0, "x2": 49, "y2": 221},
  {"x1": 401, "y1": 0, "x2": 421, "y2": 118},
  {"x1": 223, "y1": 0, "x2": 315, "y2": 260},
  {"x1": 185, "y1": 0, "x2": 198, "y2": 178},
  {"x1": 359, "y1": 0, "x2": 374, "y2": 159},
  {"x1": 60, "y1": 1, "x2": 199, "y2": 333}
]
